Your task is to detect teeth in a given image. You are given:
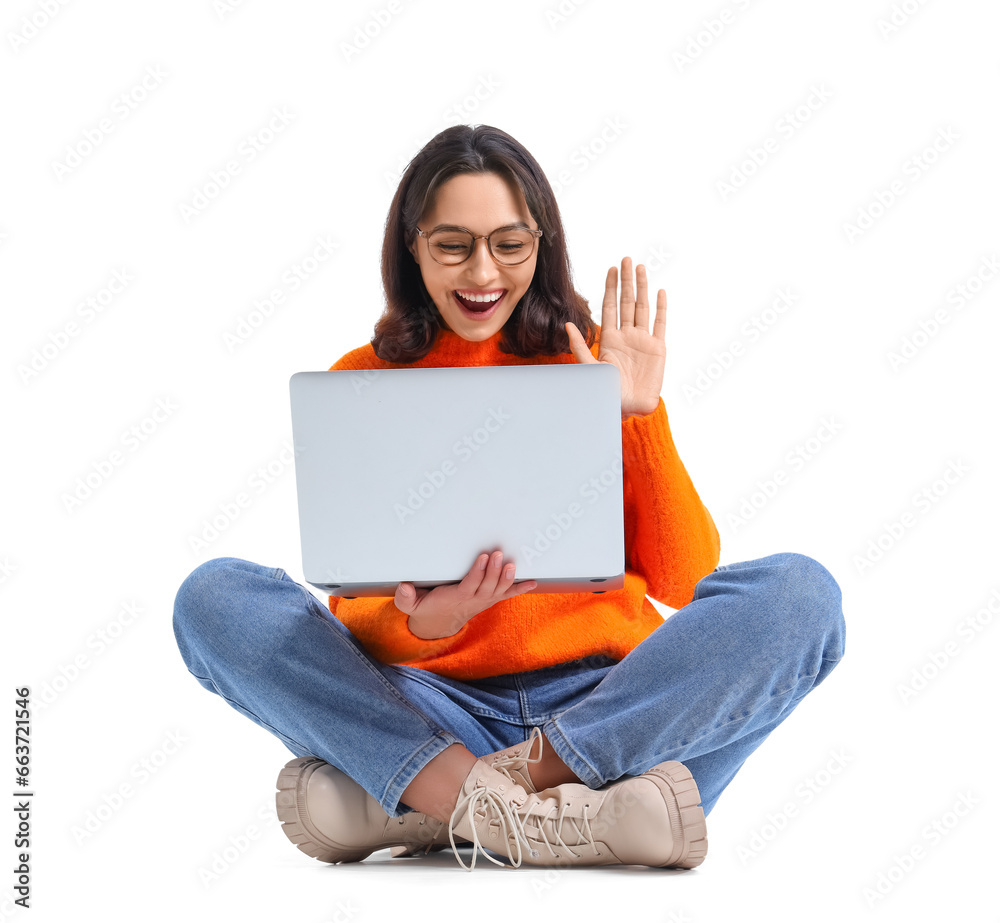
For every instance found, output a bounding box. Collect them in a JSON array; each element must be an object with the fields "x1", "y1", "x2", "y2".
[{"x1": 456, "y1": 290, "x2": 503, "y2": 303}]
